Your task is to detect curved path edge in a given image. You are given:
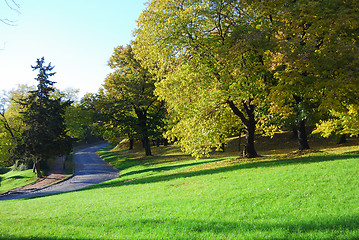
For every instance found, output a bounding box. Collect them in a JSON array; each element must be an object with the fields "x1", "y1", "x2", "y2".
[{"x1": 0, "y1": 143, "x2": 119, "y2": 201}]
